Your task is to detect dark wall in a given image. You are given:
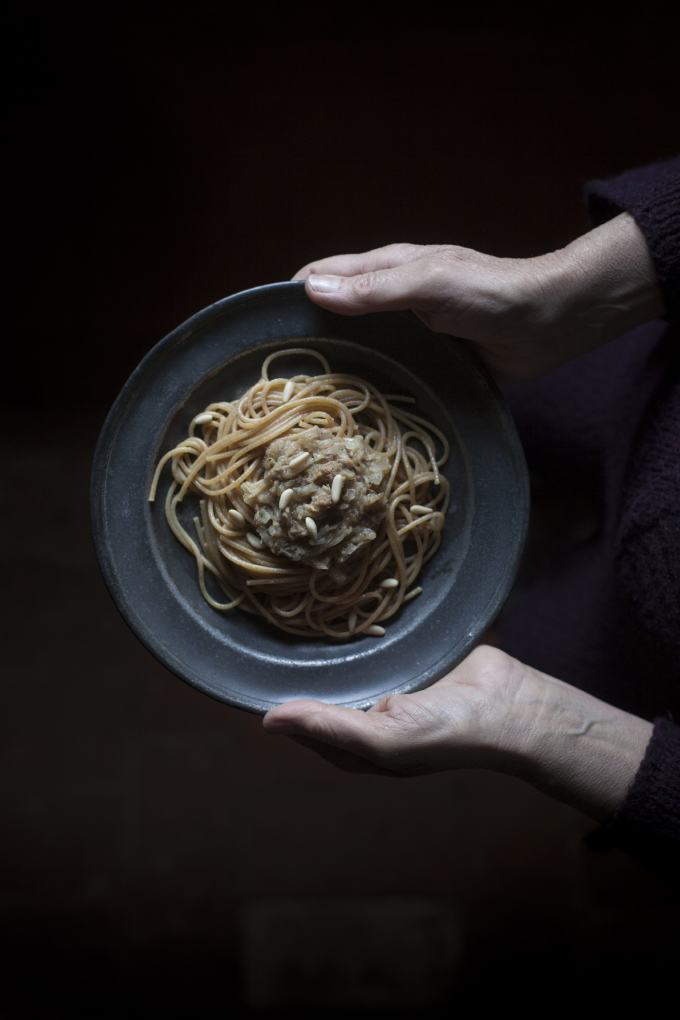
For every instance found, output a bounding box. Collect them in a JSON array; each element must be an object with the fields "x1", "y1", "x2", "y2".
[
  {"x1": 11, "y1": 1, "x2": 679, "y2": 414},
  {"x1": 4, "y1": 2, "x2": 679, "y2": 1016}
]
